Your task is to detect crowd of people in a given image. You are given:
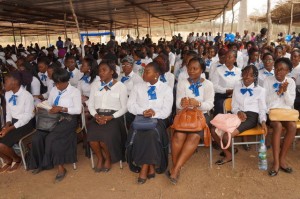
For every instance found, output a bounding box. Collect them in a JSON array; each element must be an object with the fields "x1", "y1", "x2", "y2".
[{"x1": 0, "y1": 27, "x2": 299, "y2": 184}]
